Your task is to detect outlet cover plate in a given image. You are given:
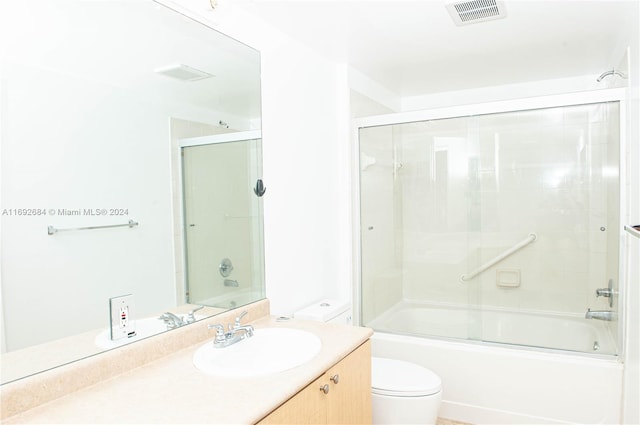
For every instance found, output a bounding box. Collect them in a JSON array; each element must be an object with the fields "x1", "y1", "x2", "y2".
[{"x1": 109, "y1": 294, "x2": 136, "y2": 341}]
